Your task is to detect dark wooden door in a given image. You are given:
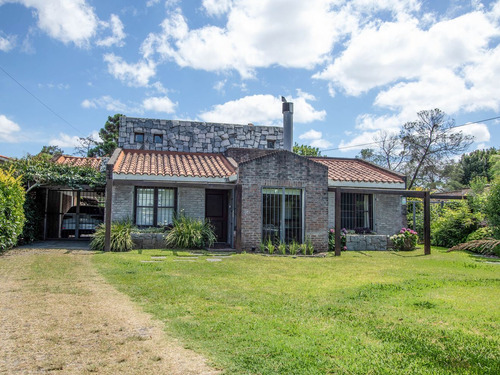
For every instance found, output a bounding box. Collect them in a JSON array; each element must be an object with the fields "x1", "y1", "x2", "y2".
[{"x1": 205, "y1": 190, "x2": 228, "y2": 243}]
